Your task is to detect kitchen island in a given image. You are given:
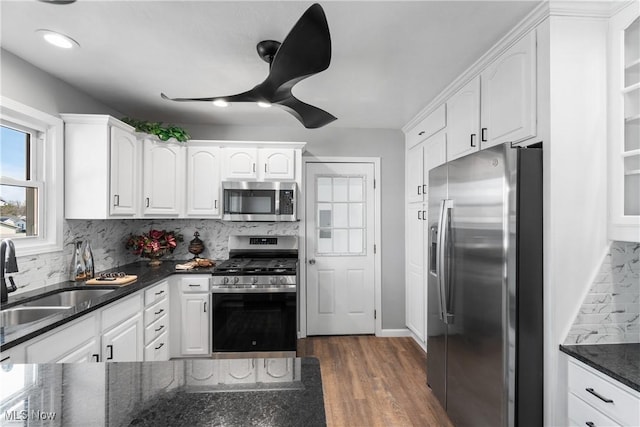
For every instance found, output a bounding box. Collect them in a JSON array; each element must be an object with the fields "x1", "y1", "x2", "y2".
[{"x1": 0, "y1": 357, "x2": 325, "y2": 426}]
